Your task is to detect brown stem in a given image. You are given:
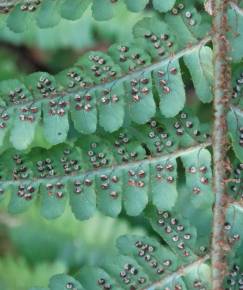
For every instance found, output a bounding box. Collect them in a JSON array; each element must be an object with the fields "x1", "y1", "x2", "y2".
[{"x1": 211, "y1": 0, "x2": 232, "y2": 289}]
